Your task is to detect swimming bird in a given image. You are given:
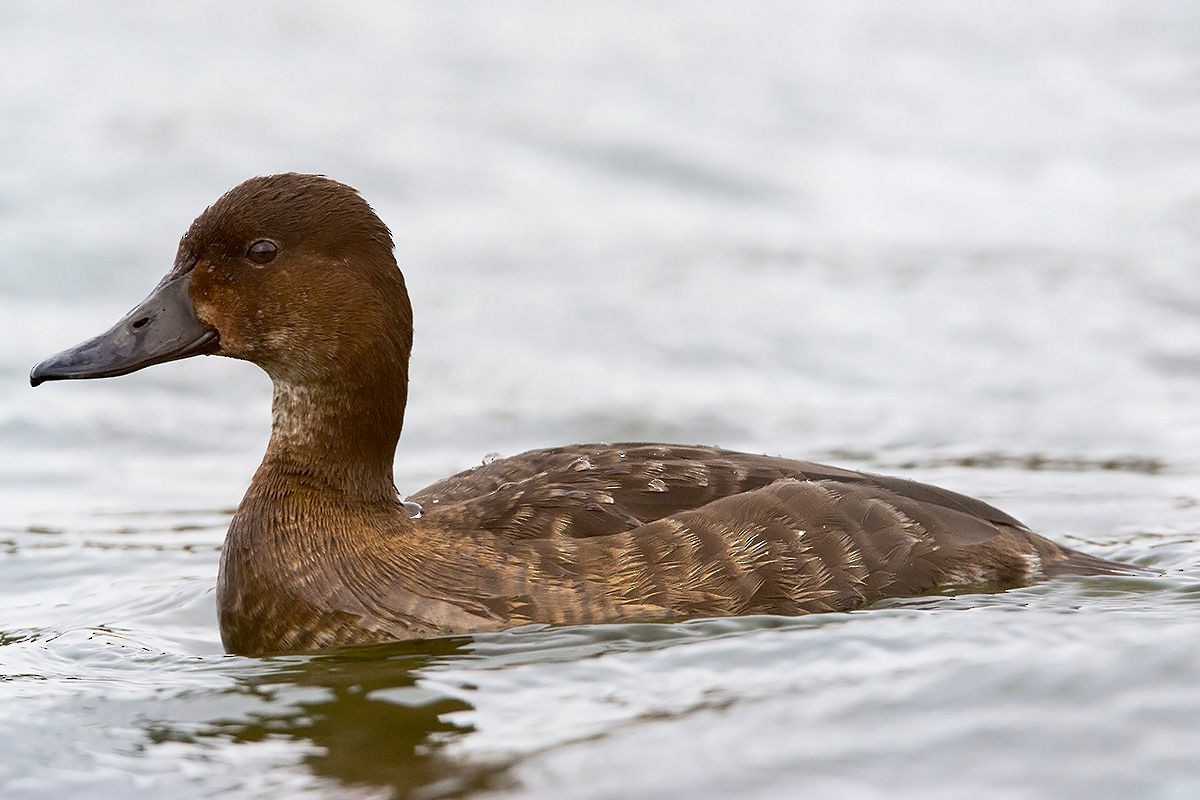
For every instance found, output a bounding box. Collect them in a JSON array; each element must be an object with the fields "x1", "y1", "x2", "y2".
[{"x1": 30, "y1": 173, "x2": 1138, "y2": 655}]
